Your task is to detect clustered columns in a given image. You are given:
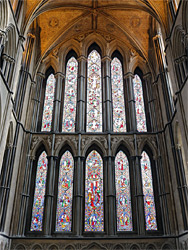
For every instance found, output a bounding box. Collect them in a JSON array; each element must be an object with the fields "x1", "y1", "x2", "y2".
[
  {"x1": 53, "y1": 72, "x2": 64, "y2": 132},
  {"x1": 76, "y1": 55, "x2": 87, "y2": 133},
  {"x1": 124, "y1": 72, "x2": 137, "y2": 132},
  {"x1": 102, "y1": 55, "x2": 112, "y2": 132}
]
